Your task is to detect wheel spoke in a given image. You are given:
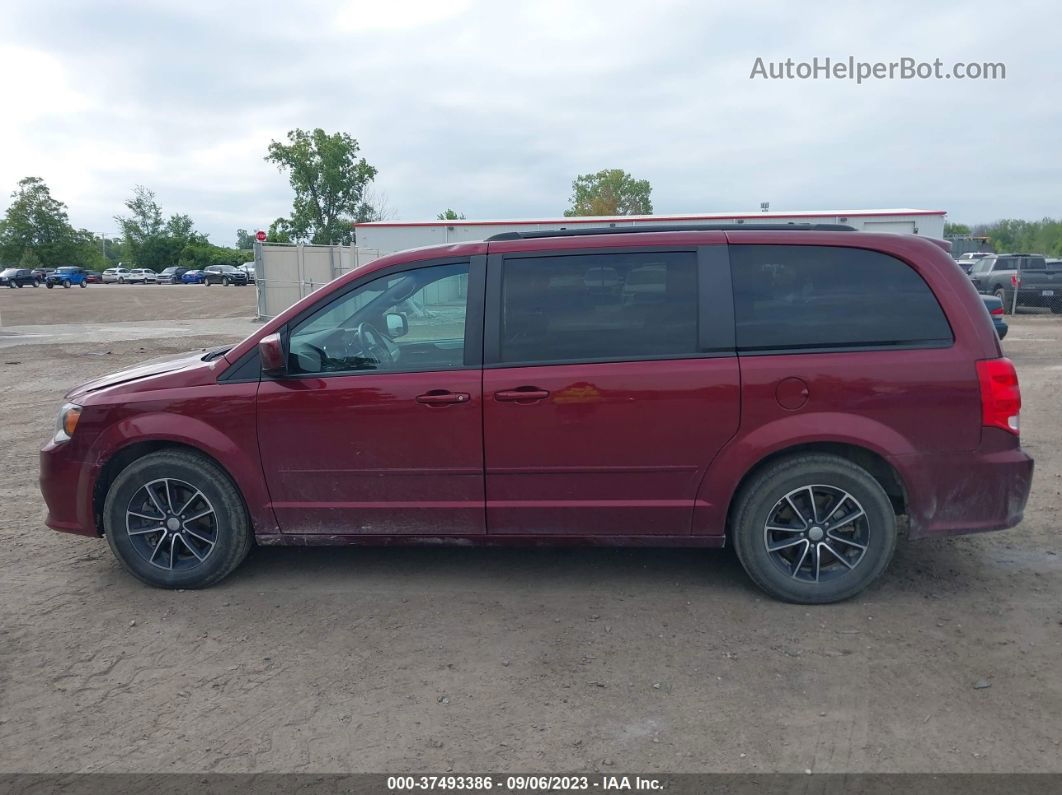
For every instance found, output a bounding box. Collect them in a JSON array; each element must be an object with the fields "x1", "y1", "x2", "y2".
[
  {"x1": 830, "y1": 509, "x2": 865, "y2": 530},
  {"x1": 827, "y1": 531, "x2": 867, "y2": 551},
  {"x1": 128, "y1": 510, "x2": 164, "y2": 522},
  {"x1": 766, "y1": 524, "x2": 805, "y2": 534},
  {"x1": 176, "y1": 489, "x2": 204, "y2": 517},
  {"x1": 163, "y1": 479, "x2": 176, "y2": 513},
  {"x1": 784, "y1": 495, "x2": 809, "y2": 528},
  {"x1": 168, "y1": 534, "x2": 177, "y2": 569},
  {"x1": 128, "y1": 525, "x2": 166, "y2": 536},
  {"x1": 790, "y1": 540, "x2": 810, "y2": 578},
  {"x1": 804, "y1": 486, "x2": 820, "y2": 524},
  {"x1": 767, "y1": 537, "x2": 806, "y2": 553},
  {"x1": 822, "y1": 542, "x2": 856, "y2": 569},
  {"x1": 813, "y1": 543, "x2": 822, "y2": 582},
  {"x1": 183, "y1": 507, "x2": 214, "y2": 523},
  {"x1": 149, "y1": 533, "x2": 168, "y2": 563},
  {"x1": 822, "y1": 493, "x2": 850, "y2": 524},
  {"x1": 145, "y1": 483, "x2": 168, "y2": 517},
  {"x1": 183, "y1": 527, "x2": 216, "y2": 548},
  {"x1": 176, "y1": 533, "x2": 206, "y2": 561}
]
